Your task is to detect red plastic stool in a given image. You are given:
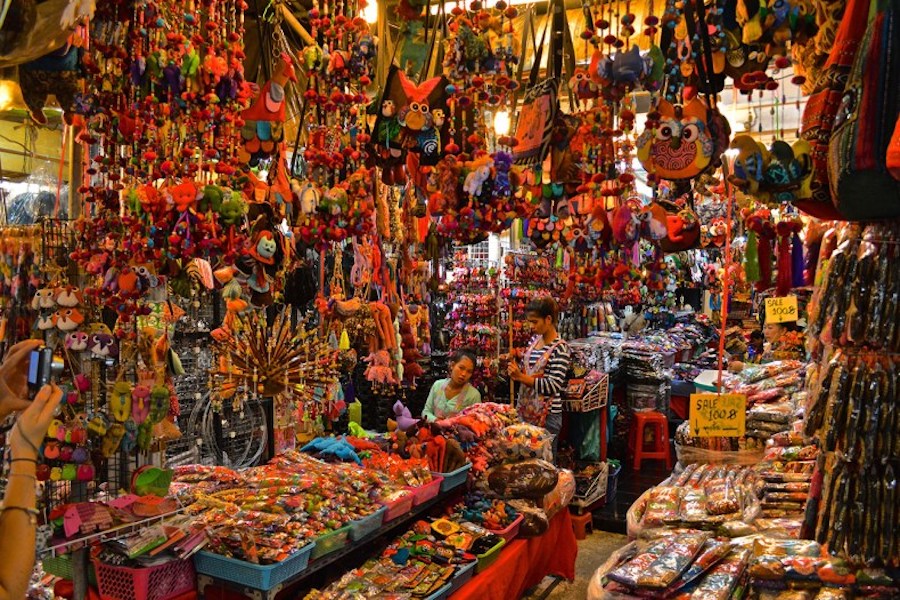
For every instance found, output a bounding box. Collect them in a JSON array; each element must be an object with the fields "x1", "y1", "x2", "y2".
[
  {"x1": 570, "y1": 511, "x2": 593, "y2": 540},
  {"x1": 628, "y1": 411, "x2": 672, "y2": 470}
]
